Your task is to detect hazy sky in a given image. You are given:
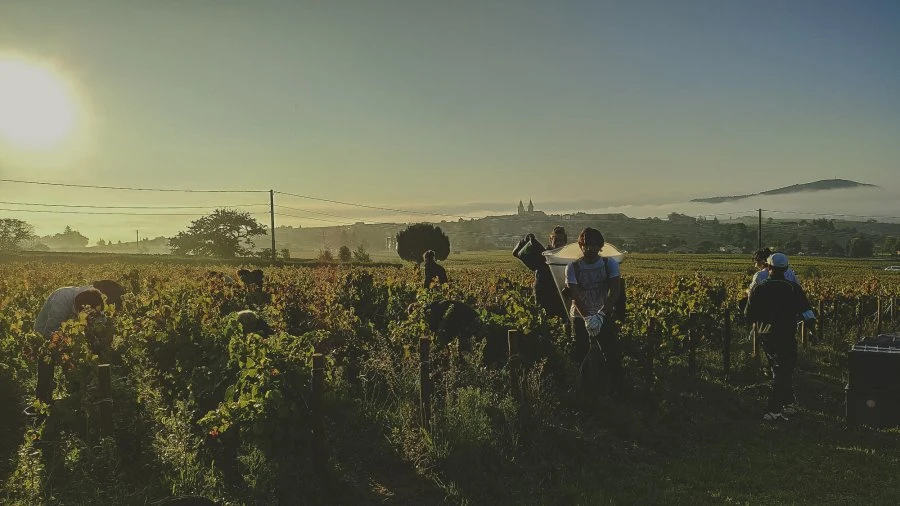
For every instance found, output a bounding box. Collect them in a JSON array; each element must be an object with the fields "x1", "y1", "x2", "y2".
[{"x1": 1, "y1": 0, "x2": 899, "y2": 241}]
